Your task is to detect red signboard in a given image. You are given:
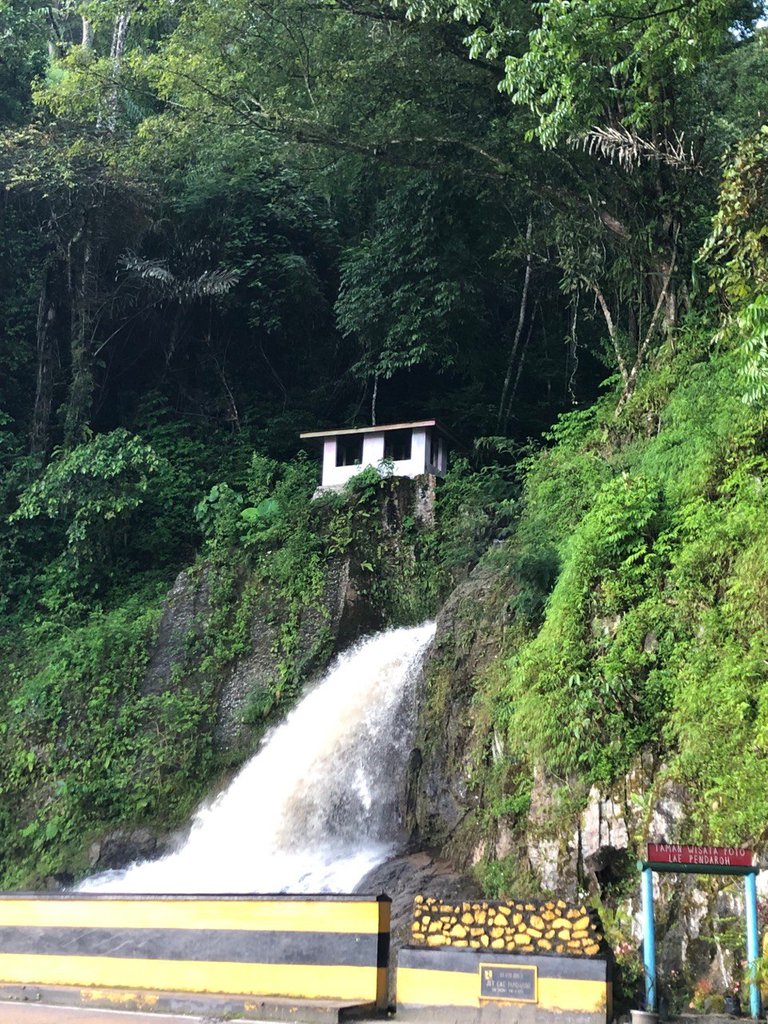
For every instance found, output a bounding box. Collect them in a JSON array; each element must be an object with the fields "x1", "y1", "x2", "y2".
[{"x1": 647, "y1": 843, "x2": 754, "y2": 868}]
